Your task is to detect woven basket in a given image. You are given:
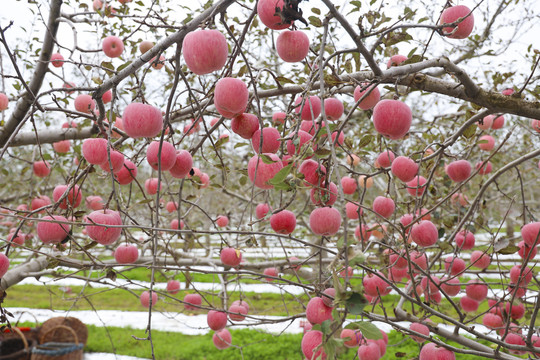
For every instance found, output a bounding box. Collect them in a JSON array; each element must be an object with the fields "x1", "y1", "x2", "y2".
[
  {"x1": 0, "y1": 327, "x2": 33, "y2": 360},
  {"x1": 30, "y1": 326, "x2": 82, "y2": 360},
  {"x1": 37, "y1": 319, "x2": 86, "y2": 346}
]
